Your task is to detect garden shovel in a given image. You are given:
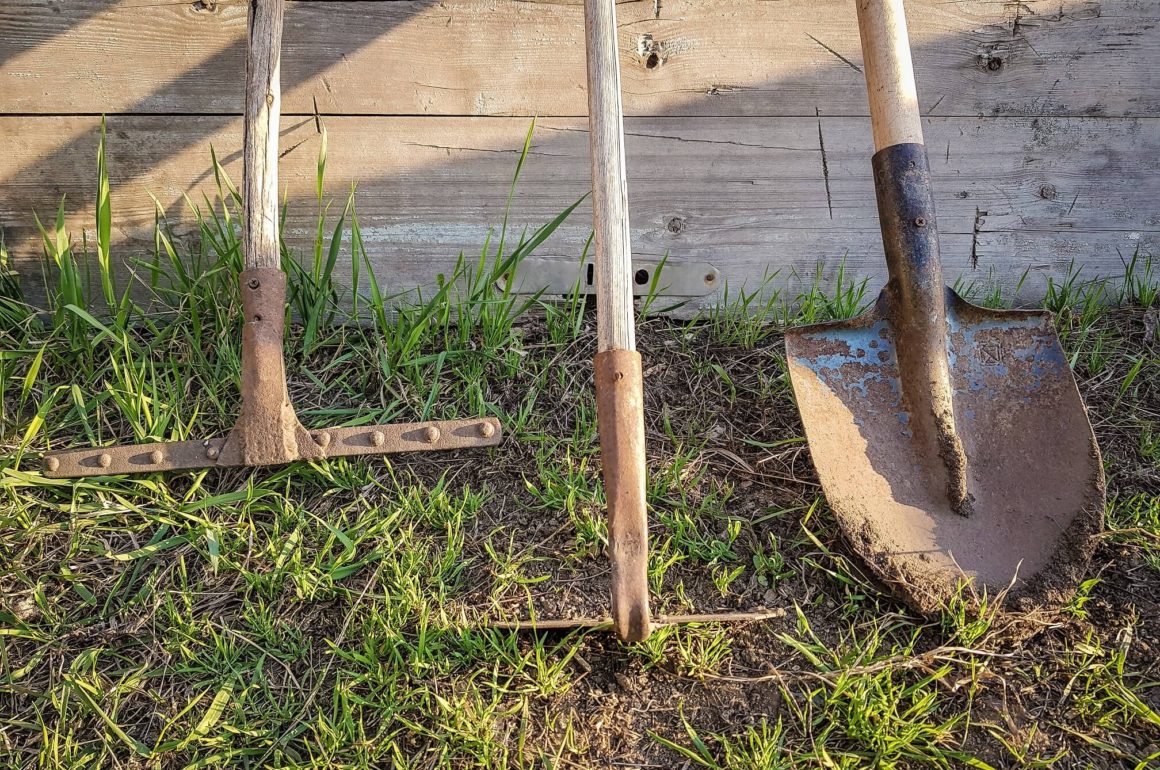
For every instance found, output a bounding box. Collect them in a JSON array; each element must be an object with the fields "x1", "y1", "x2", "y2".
[
  {"x1": 42, "y1": 0, "x2": 501, "y2": 478},
  {"x1": 784, "y1": 0, "x2": 1104, "y2": 614}
]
